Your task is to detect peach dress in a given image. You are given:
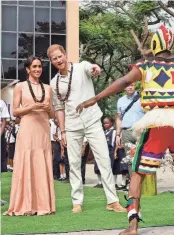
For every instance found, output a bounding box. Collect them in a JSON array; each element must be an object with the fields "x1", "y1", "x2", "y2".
[{"x1": 4, "y1": 81, "x2": 55, "y2": 216}]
